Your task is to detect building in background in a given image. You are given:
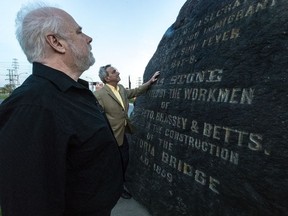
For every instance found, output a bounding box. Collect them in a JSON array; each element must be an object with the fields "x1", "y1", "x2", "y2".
[{"x1": 136, "y1": 77, "x2": 142, "y2": 88}]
